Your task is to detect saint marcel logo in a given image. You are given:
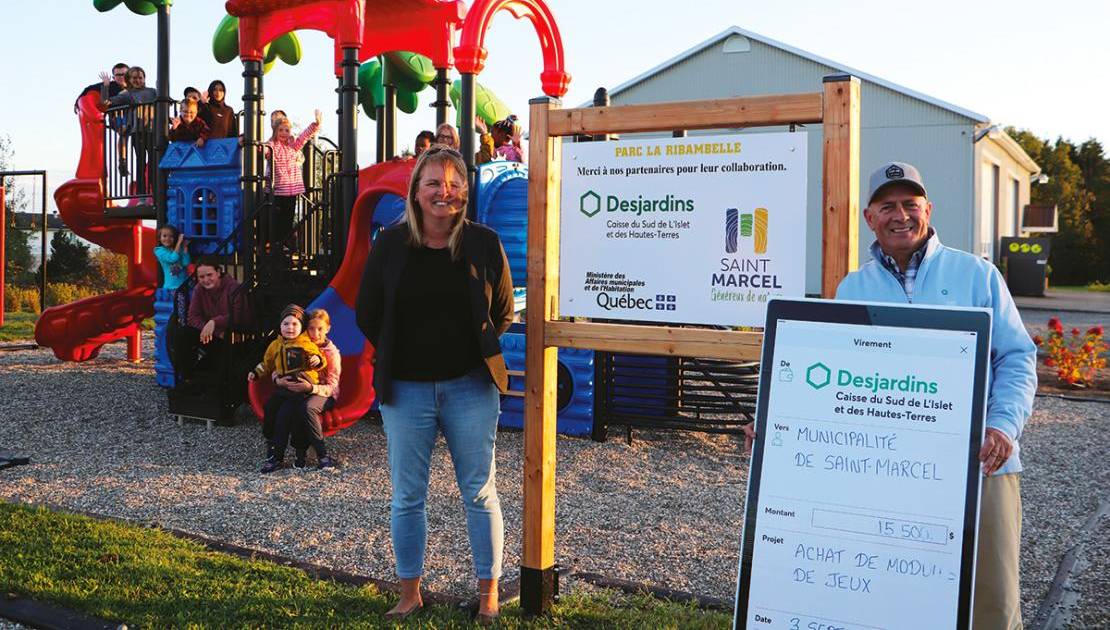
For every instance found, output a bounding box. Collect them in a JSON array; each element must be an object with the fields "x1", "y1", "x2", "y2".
[{"x1": 725, "y1": 207, "x2": 769, "y2": 254}]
